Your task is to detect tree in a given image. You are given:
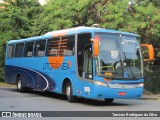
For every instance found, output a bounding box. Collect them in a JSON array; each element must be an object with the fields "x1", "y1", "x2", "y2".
[
  {"x1": 36, "y1": 0, "x2": 104, "y2": 34},
  {"x1": 127, "y1": 0, "x2": 160, "y2": 45},
  {"x1": 0, "y1": 0, "x2": 160, "y2": 80},
  {"x1": 0, "y1": 0, "x2": 43, "y2": 80},
  {"x1": 92, "y1": 0, "x2": 160, "y2": 56}
]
